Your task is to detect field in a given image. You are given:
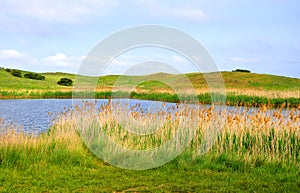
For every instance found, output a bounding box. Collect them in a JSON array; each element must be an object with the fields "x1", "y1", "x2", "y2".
[{"x1": 0, "y1": 100, "x2": 299, "y2": 192}]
